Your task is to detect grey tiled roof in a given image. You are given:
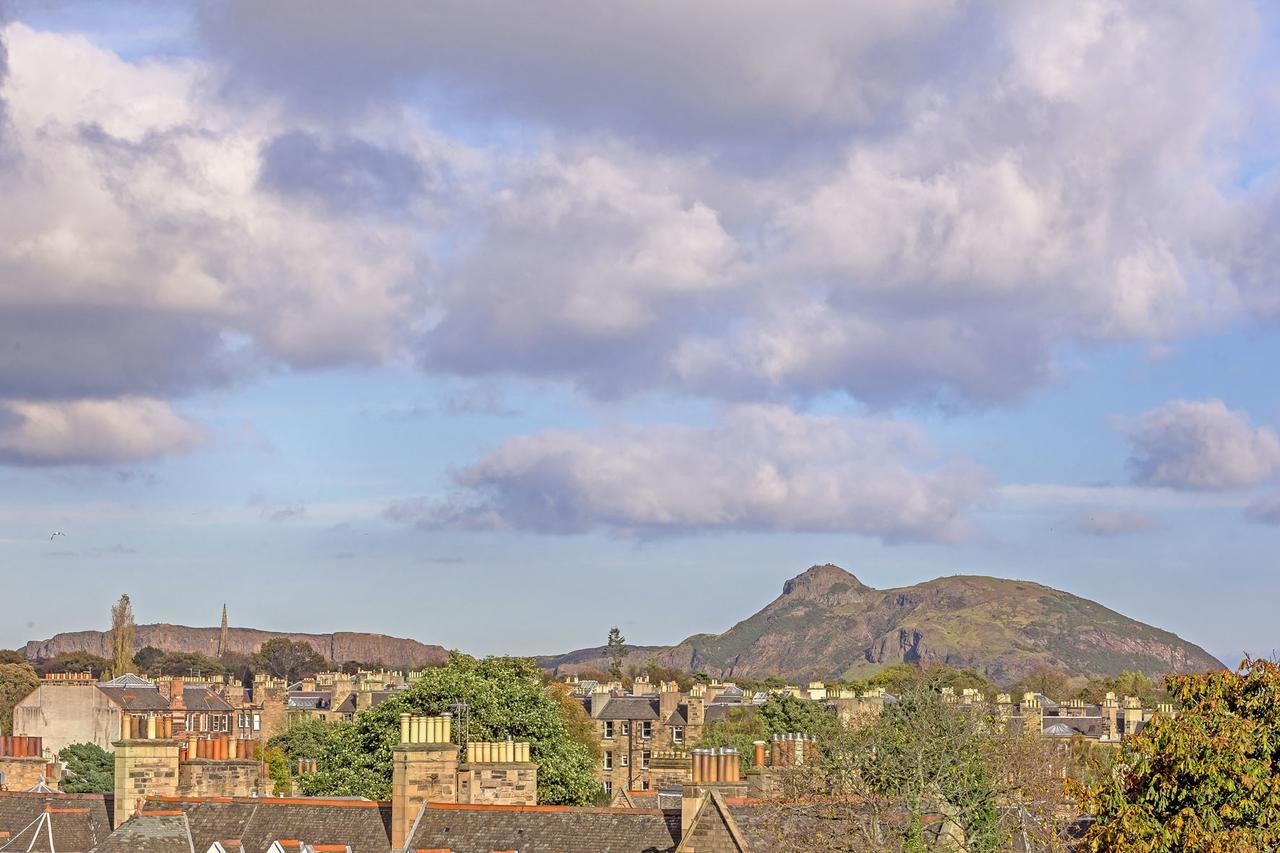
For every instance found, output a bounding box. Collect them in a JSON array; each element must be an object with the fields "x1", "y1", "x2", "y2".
[
  {"x1": 406, "y1": 804, "x2": 681, "y2": 853},
  {"x1": 90, "y1": 813, "x2": 195, "y2": 852},
  {"x1": 596, "y1": 697, "x2": 660, "y2": 721},
  {"x1": 97, "y1": 686, "x2": 171, "y2": 712},
  {"x1": 183, "y1": 687, "x2": 234, "y2": 713},
  {"x1": 142, "y1": 797, "x2": 392, "y2": 852},
  {"x1": 0, "y1": 791, "x2": 113, "y2": 852}
]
